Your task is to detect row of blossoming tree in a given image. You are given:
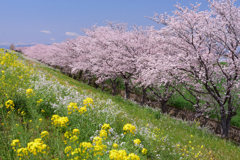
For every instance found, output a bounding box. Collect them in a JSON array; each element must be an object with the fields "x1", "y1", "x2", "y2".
[{"x1": 16, "y1": 0, "x2": 240, "y2": 138}]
